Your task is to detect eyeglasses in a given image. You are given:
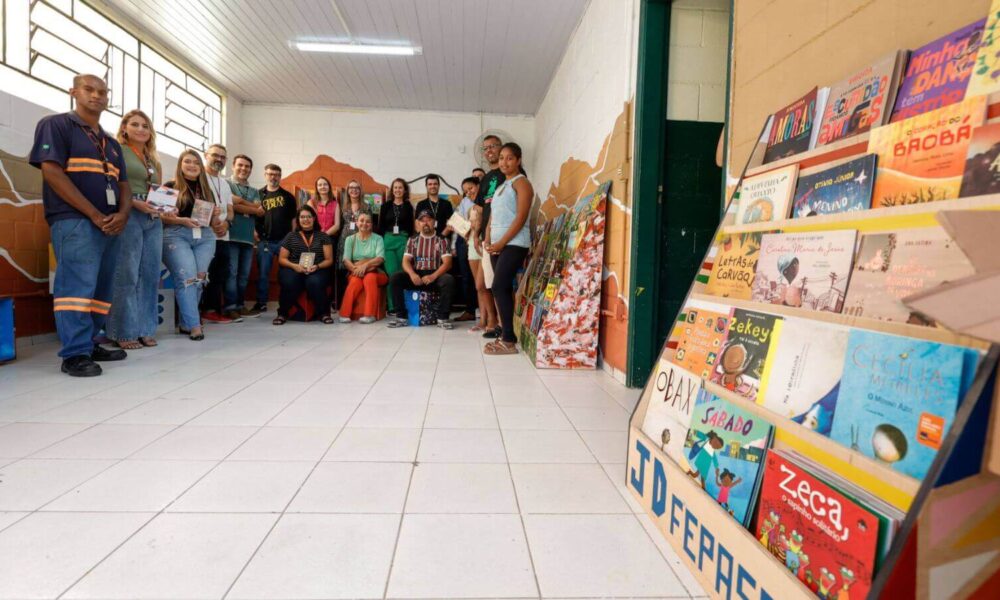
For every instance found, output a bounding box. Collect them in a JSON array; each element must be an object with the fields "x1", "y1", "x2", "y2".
[{"x1": 482, "y1": 143, "x2": 500, "y2": 150}]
